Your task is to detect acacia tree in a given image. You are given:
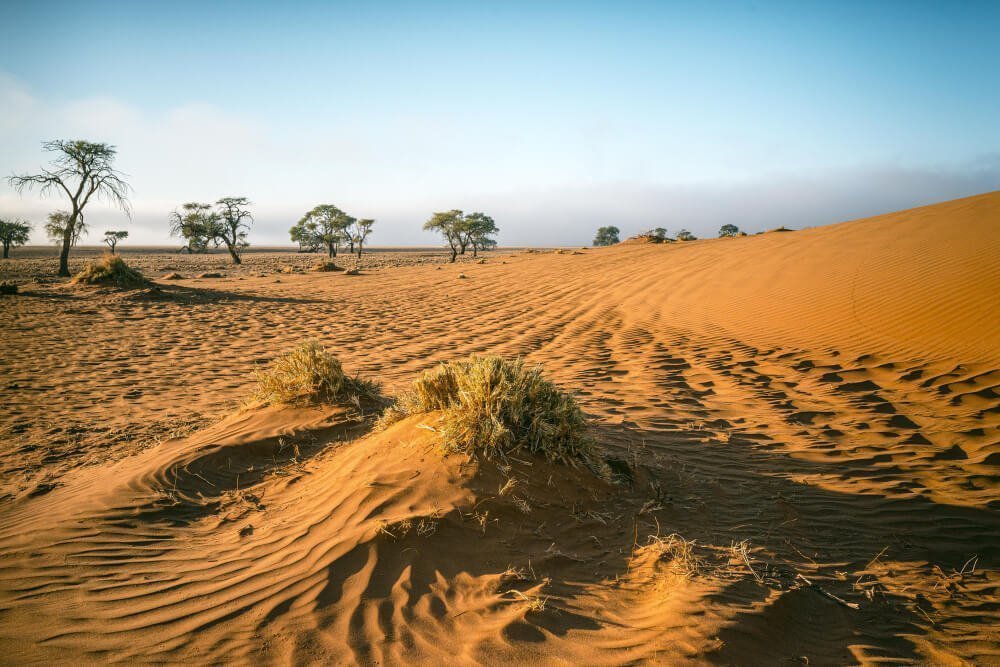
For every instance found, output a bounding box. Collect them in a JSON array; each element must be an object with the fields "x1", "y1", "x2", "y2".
[
  {"x1": 291, "y1": 205, "x2": 351, "y2": 257},
  {"x1": 168, "y1": 202, "x2": 216, "y2": 253},
  {"x1": 423, "y1": 209, "x2": 464, "y2": 262},
  {"x1": 8, "y1": 140, "x2": 131, "y2": 276},
  {"x1": 103, "y1": 230, "x2": 128, "y2": 254},
  {"x1": 719, "y1": 223, "x2": 740, "y2": 237},
  {"x1": 214, "y1": 197, "x2": 253, "y2": 264},
  {"x1": 676, "y1": 229, "x2": 697, "y2": 241},
  {"x1": 352, "y1": 218, "x2": 374, "y2": 257},
  {"x1": 0, "y1": 218, "x2": 32, "y2": 259},
  {"x1": 464, "y1": 212, "x2": 499, "y2": 257},
  {"x1": 45, "y1": 211, "x2": 87, "y2": 247},
  {"x1": 593, "y1": 226, "x2": 620, "y2": 246}
]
